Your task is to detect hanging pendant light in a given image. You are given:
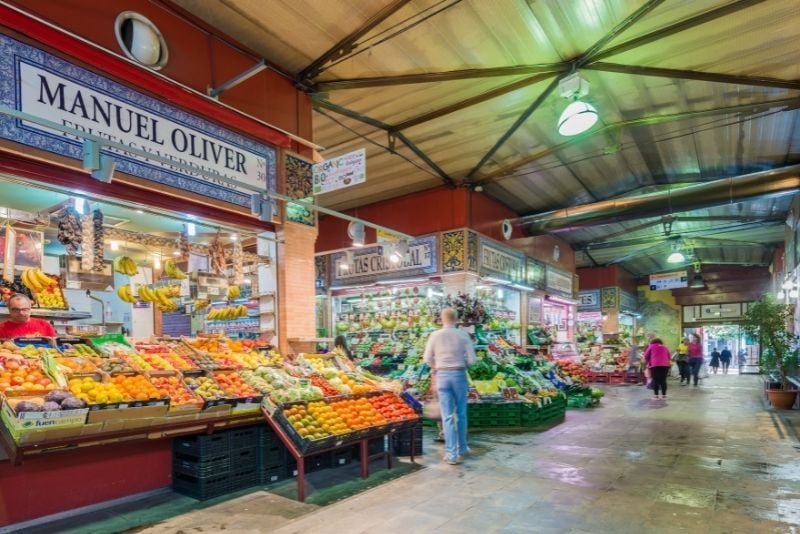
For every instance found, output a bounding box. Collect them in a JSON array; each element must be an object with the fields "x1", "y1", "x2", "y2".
[
  {"x1": 557, "y1": 73, "x2": 599, "y2": 136},
  {"x1": 666, "y1": 252, "x2": 685, "y2": 263},
  {"x1": 557, "y1": 101, "x2": 599, "y2": 136}
]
